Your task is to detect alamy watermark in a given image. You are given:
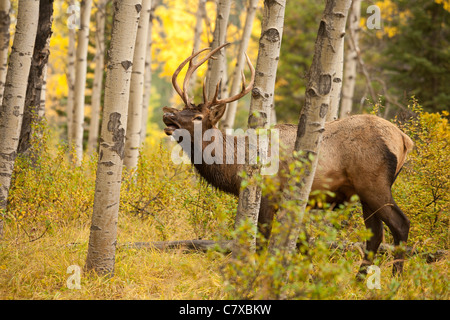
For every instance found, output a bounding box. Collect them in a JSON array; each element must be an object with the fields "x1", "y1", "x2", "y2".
[
  {"x1": 169, "y1": 125, "x2": 280, "y2": 176},
  {"x1": 366, "y1": 265, "x2": 382, "y2": 290},
  {"x1": 66, "y1": 265, "x2": 81, "y2": 289},
  {"x1": 67, "y1": 2, "x2": 80, "y2": 30},
  {"x1": 366, "y1": 5, "x2": 381, "y2": 30}
]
